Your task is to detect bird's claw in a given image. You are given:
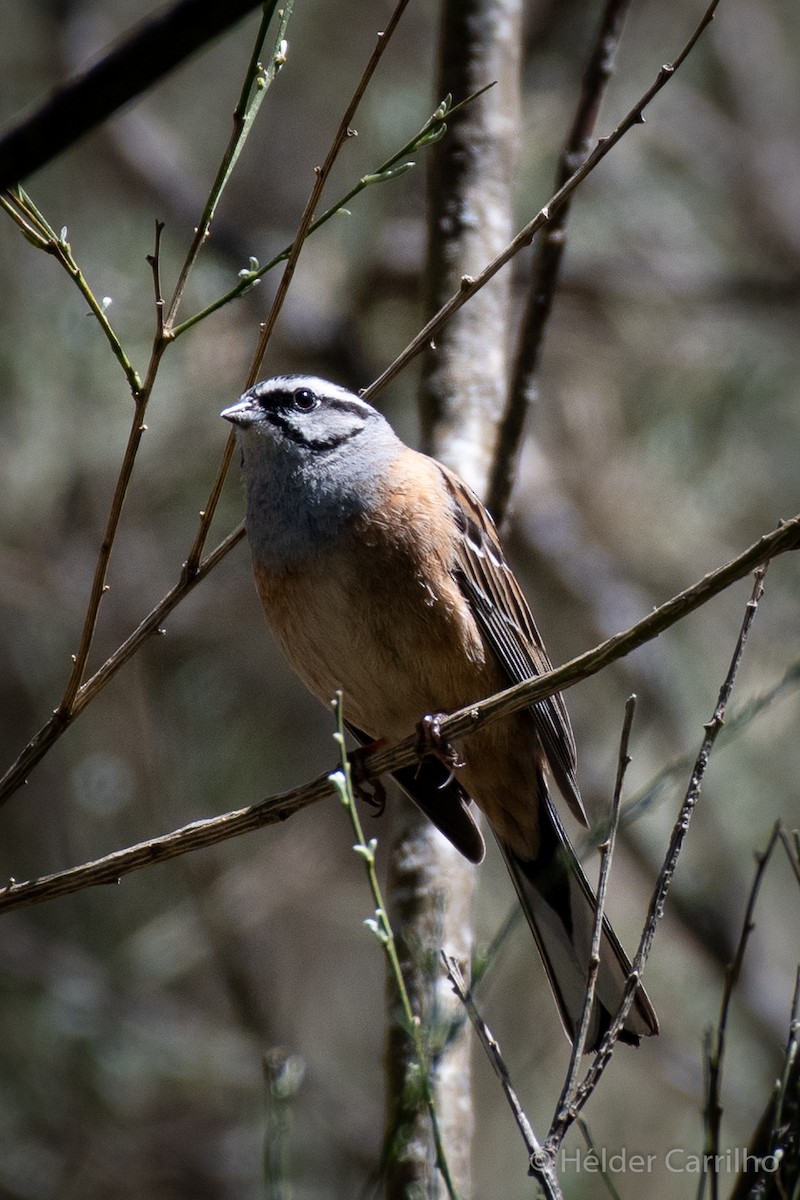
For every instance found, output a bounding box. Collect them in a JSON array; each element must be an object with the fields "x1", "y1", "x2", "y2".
[
  {"x1": 349, "y1": 745, "x2": 388, "y2": 816},
  {"x1": 416, "y1": 712, "x2": 465, "y2": 770}
]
